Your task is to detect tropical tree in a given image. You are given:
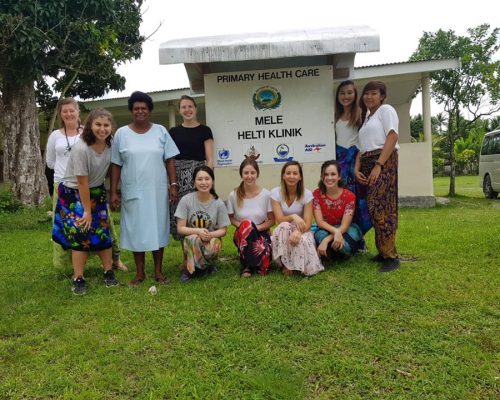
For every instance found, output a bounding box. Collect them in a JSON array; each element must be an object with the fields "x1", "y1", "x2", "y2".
[
  {"x1": 410, "y1": 24, "x2": 500, "y2": 196},
  {"x1": 0, "y1": 0, "x2": 144, "y2": 205}
]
